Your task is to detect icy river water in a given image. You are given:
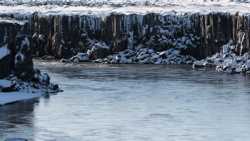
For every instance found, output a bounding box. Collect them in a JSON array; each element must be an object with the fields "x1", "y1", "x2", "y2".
[{"x1": 1, "y1": 60, "x2": 250, "y2": 141}]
